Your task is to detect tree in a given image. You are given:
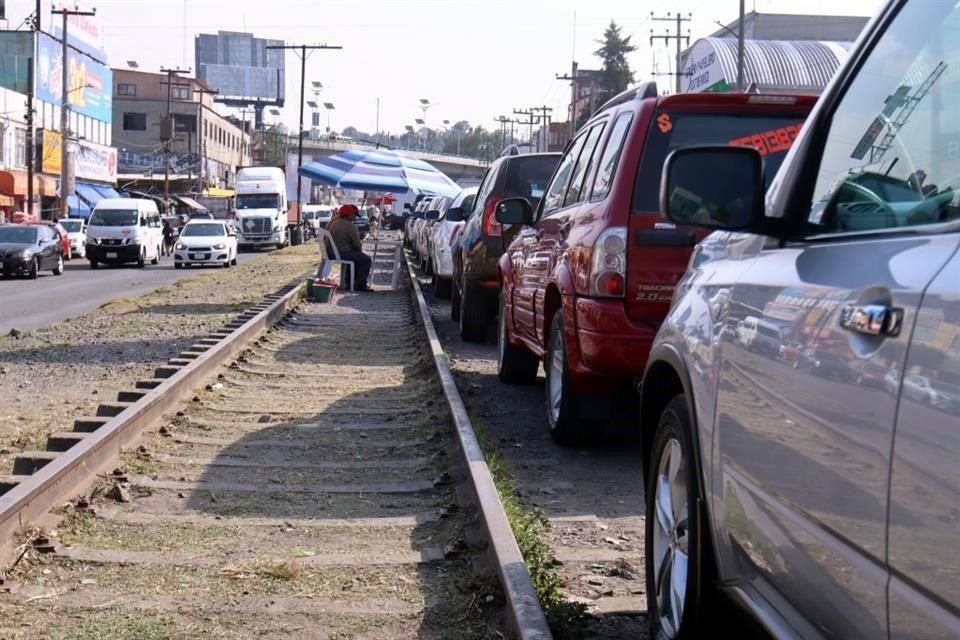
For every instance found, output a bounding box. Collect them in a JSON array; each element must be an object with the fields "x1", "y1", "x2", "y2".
[{"x1": 594, "y1": 21, "x2": 637, "y2": 101}]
